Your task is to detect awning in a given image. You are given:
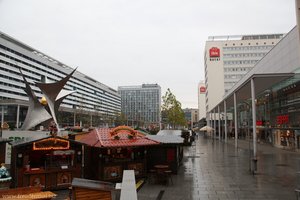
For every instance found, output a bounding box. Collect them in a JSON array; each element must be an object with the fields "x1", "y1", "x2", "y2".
[{"x1": 212, "y1": 73, "x2": 294, "y2": 112}]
